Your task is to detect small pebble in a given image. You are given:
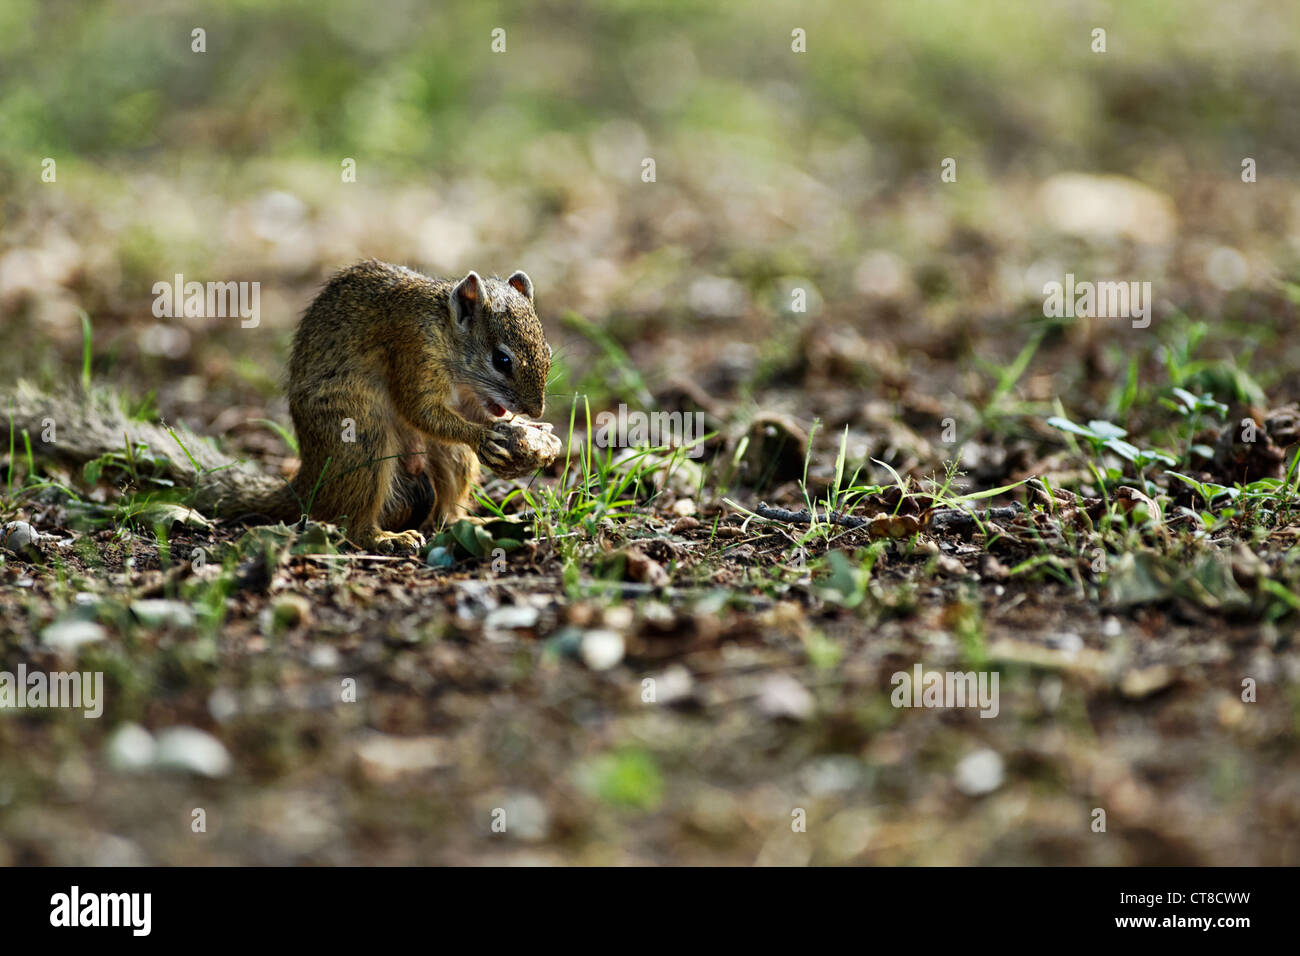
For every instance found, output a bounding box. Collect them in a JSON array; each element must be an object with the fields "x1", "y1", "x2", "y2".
[
  {"x1": 650, "y1": 664, "x2": 694, "y2": 705},
  {"x1": 1119, "y1": 665, "x2": 1174, "y2": 700},
  {"x1": 484, "y1": 605, "x2": 540, "y2": 631},
  {"x1": 41, "y1": 618, "x2": 106, "y2": 652},
  {"x1": 954, "y1": 749, "x2": 1004, "y2": 796},
  {"x1": 426, "y1": 546, "x2": 456, "y2": 568},
  {"x1": 1, "y1": 520, "x2": 37, "y2": 553},
  {"x1": 936, "y1": 554, "x2": 966, "y2": 576},
  {"x1": 800, "y1": 755, "x2": 866, "y2": 796},
  {"x1": 758, "y1": 673, "x2": 815, "y2": 721},
  {"x1": 131, "y1": 599, "x2": 196, "y2": 629},
  {"x1": 602, "y1": 606, "x2": 634, "y2": 631},
  {"x1": 153, "y1": 727, "x2": 233, "y2": 778},
  {"x1": 308, "y1": 645, "x2": 340, "y2": 670},
  {"x1": 1046, "y1": 632, "x2": 1083, "y2": 654},
  {"x1": 105, "y1": 723, "x2": 156, "y2": 772},
  {"x1": 579, "y1": 629, "x2": 625, "y2": 670},
  {"x1": 496, "y1": 792, "x2": 550, "y2": 842},
  {"x1": 354, "y1": 732, "x2": 448, "y2": 783}
]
